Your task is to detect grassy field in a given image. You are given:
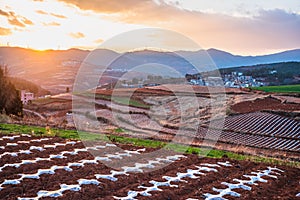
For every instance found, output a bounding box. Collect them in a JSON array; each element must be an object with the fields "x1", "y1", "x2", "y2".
[
  {"x1": 252, "y1": 84, "x2": 300, "y2": 93},
  {"x1": 0, "y1": 123, "x2": 299, "y2": 168}
]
